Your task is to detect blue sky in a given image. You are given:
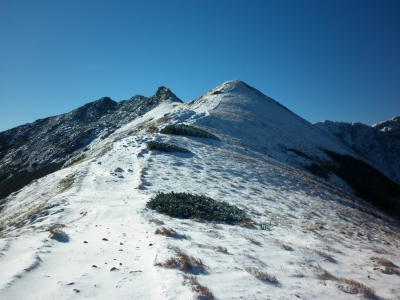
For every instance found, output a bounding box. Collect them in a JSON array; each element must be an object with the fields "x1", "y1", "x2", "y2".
[{"x1": 1, "y1": 0, "x2": 399, "y2": 132}]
